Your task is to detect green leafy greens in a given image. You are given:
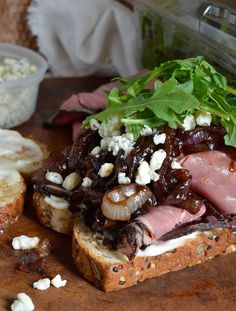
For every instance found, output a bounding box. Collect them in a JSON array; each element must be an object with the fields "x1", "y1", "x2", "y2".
[{"x1": 83, "y1": 56, "x2": 236, "y2": 147}]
